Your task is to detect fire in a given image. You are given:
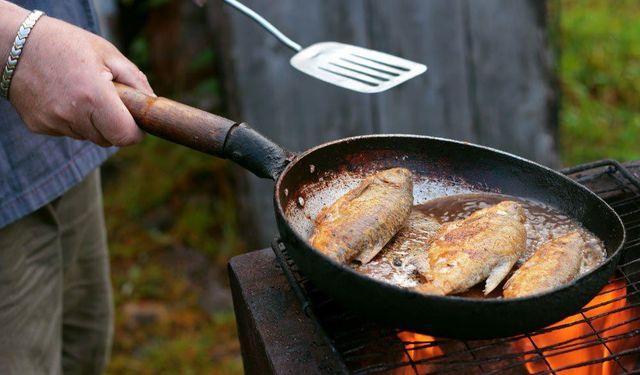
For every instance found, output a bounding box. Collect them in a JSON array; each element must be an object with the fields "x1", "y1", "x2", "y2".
[
  {"x1": 516, "y1": 279, "x2": 640, "y2": 374},
  {"x1": 394, "y1": 280, "x2": 640, "y2": 374},
  {"x1": 395, "y1": 332, "x2": 443, "y2": 374}
]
